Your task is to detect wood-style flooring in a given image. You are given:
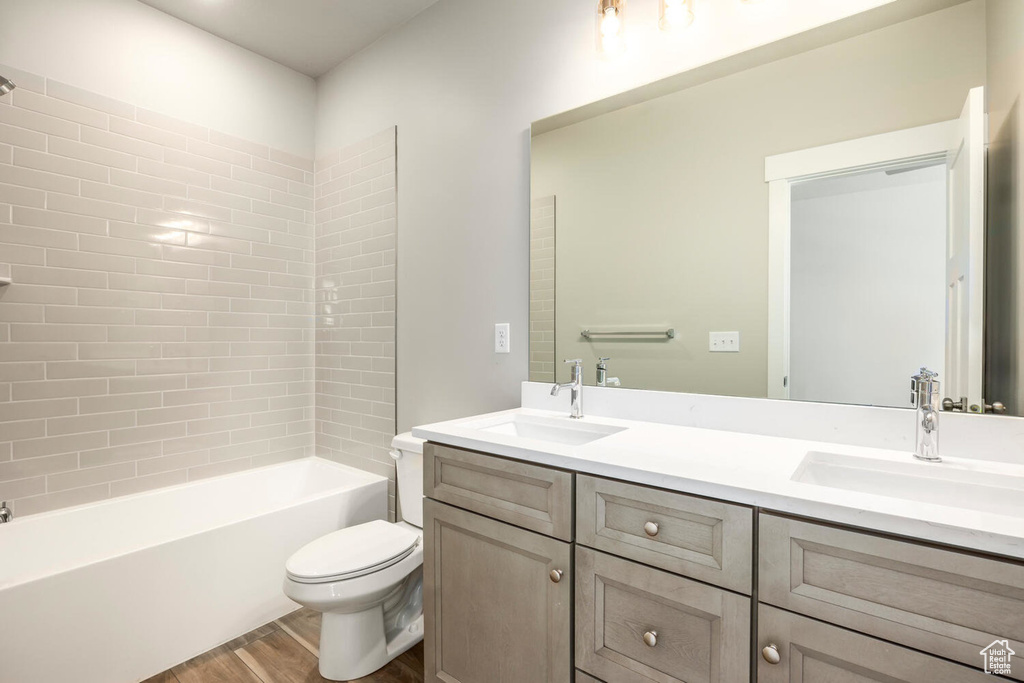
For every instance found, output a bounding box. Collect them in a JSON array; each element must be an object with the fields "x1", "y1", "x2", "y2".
[{"x1": 144, "y1": 608, "x2": 423, "y2": 683}]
